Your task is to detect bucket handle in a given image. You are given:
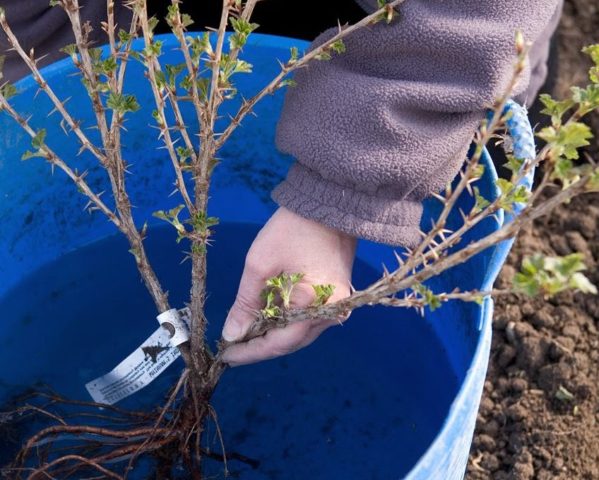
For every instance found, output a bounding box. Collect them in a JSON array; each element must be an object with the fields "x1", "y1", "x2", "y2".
[{"x1": 480, "y1": 100, "x2": 537, "y2": 294}]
